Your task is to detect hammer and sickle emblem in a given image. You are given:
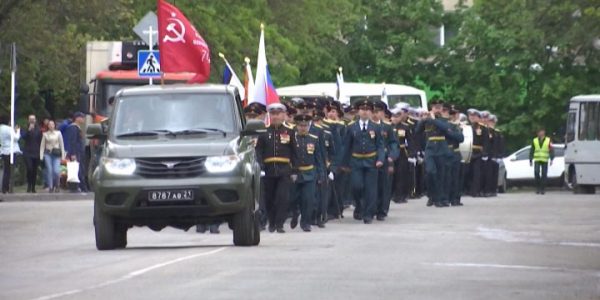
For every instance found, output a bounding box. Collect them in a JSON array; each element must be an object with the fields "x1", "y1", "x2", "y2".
[{"x1": 163, "y1": 13, "x2": 186, "y2": 43}]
